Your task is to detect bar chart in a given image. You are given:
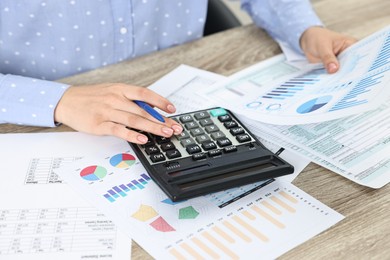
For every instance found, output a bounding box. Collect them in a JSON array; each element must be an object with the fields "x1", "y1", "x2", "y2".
[
  {"x1": 102, "y1": 173, "x2": 151, "y2": 202},
  {"x1": 161, "y1": 184, "x2": 342, "y2": 260}
]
